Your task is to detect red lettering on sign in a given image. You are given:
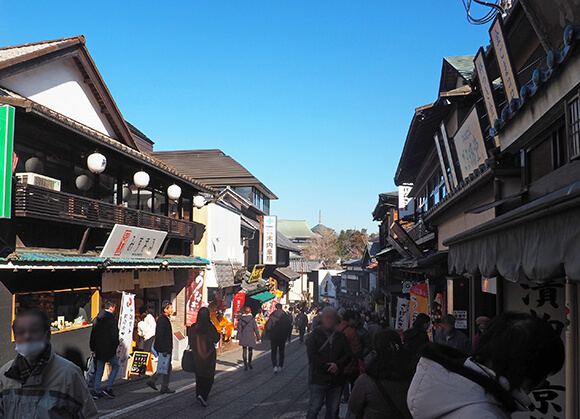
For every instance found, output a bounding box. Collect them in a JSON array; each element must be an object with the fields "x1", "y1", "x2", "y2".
[{"x1": 114, "y1": 230, "x2": 132, "y2": 256}]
